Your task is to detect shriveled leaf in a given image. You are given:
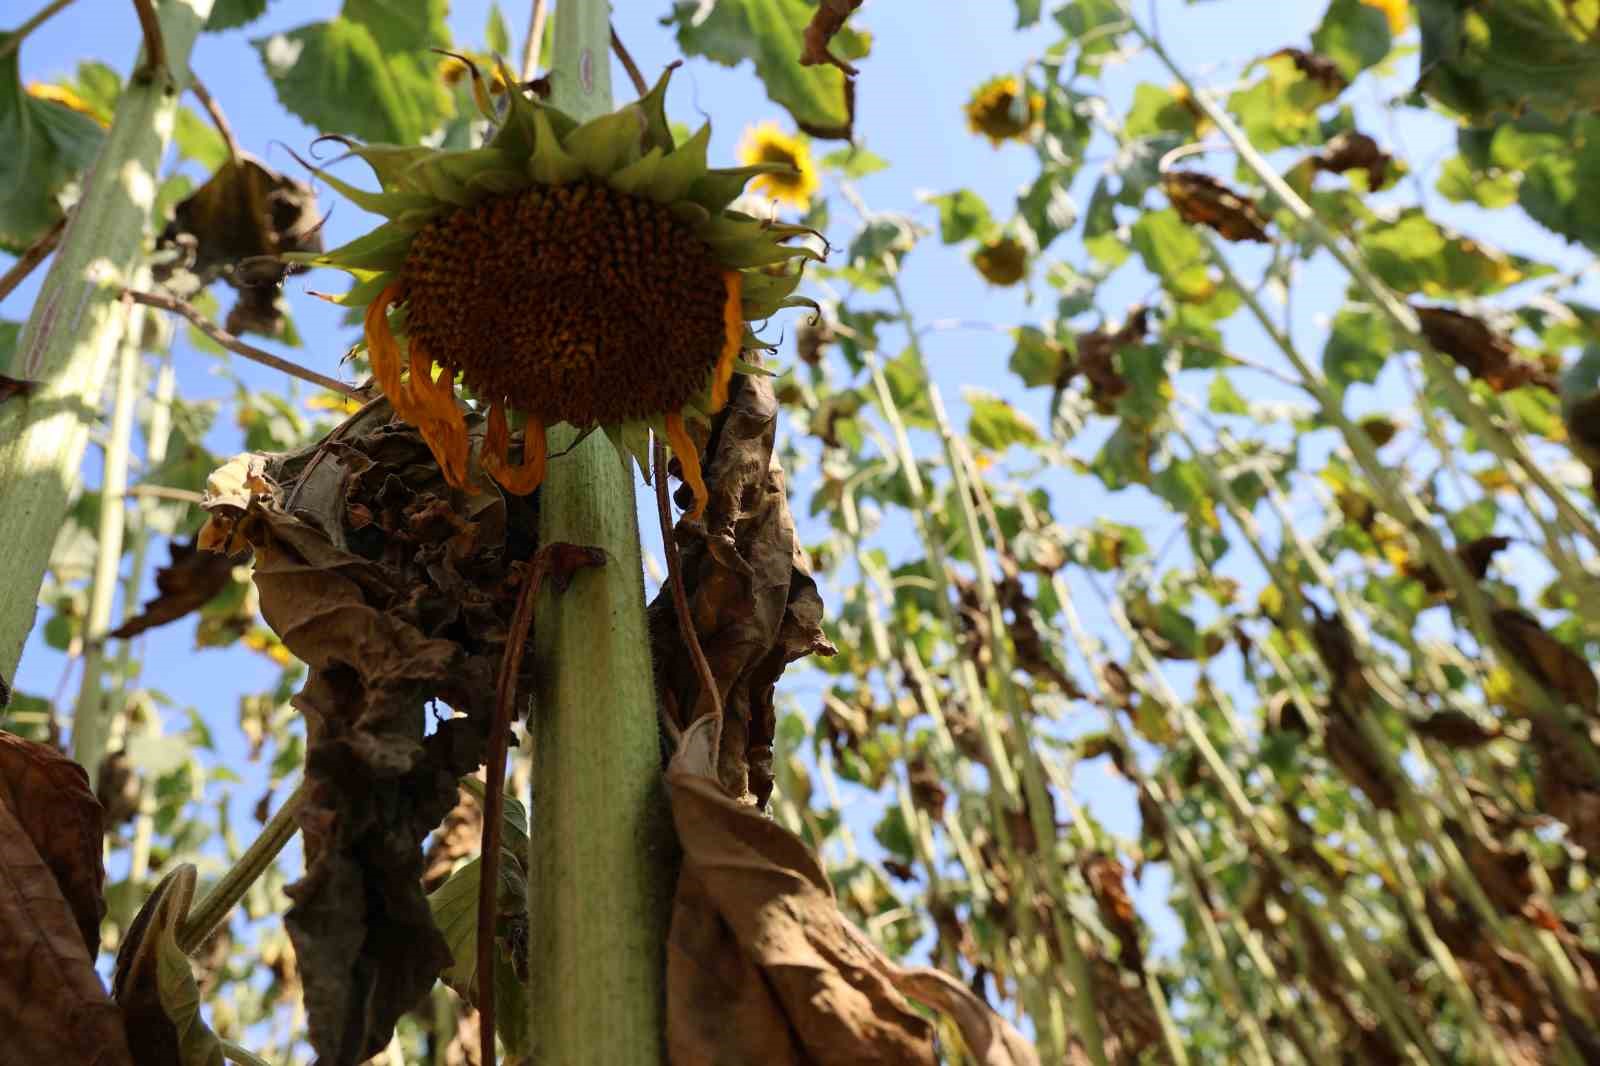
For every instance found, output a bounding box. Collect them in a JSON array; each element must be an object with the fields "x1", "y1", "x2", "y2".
[
  {"x1": 110, "y1": 539, "x2": 246, "y2": 640},
  {"x1": 1491, "y1": 608, "x2": 1599, "y2": 717},
  {"x1": 649, "y1": 374, "x2": 836, "y2": 804},
  {"x1": 665, "y1": 715, "x2": 1037, "y2": 1066},
  {"x1": 669, "y1": 0, "x2": 863, "y2": 139},
  {"x1": 1414, "y1": 711, "x2": 1501, "y2": 749},
  {"x1": 1414, "y1": 305, "x2": 1555, "y2": 393},
  {"x1": 153, "y1": 155, "x2": 322, "y2": 340},
  {"x1": 0, "y1": 778, "x2": 133, "y2": 1066},
  {"x1": 1312, "y1": 130, "x2": 1394, "y2": 189},
  {"x1": 0, "y1": 730, "x2": 107, "y2": 952},
  {"x1": 1162, "y1": 171, "x2": 1270, "y2": 243}
]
